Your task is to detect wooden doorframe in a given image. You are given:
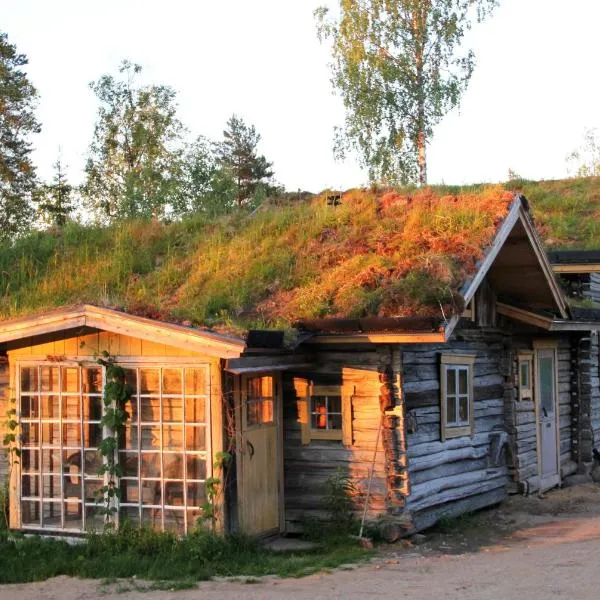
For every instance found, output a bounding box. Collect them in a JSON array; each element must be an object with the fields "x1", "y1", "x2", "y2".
[
  {"x1": 533, "y1": 340, "x2": 561, "y2": 490},
  {"x1": 234, "y1": 372, "x2": 284, "y2": 535}
]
